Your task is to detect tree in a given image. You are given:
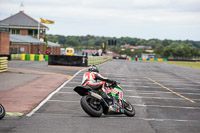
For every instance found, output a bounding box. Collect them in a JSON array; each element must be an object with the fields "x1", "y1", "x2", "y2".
[
  {"x1": 136, "y1": 39, "x2": 147, "y2": 46},
  {"x1": 173, "y1": 47, "x2": 184, "y2": 59},
  {"x1": 66, "y1": 39, "x2": 79, "y2": 47},
  {"x1": 191, "y1": 48, "x2": 200, "y2": 58},
  {"x1": 147, "y1": 40, "x2": 157, "y2": 49},
  {"x1": 161, "y1": 39, "x2": 170, "y2": 47},
  {"x1": 163, "y1": 47, "x2": 174, "y2": 58},
  {"x1": 154, "y1": 45, "x2": 164, "y2": 57},
  {"x1": 133, "y1": 49, "x2": 145, "y2": 57},
  {"x1": 57, "y1": 35, "x2": 66, "y2": 44}
]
